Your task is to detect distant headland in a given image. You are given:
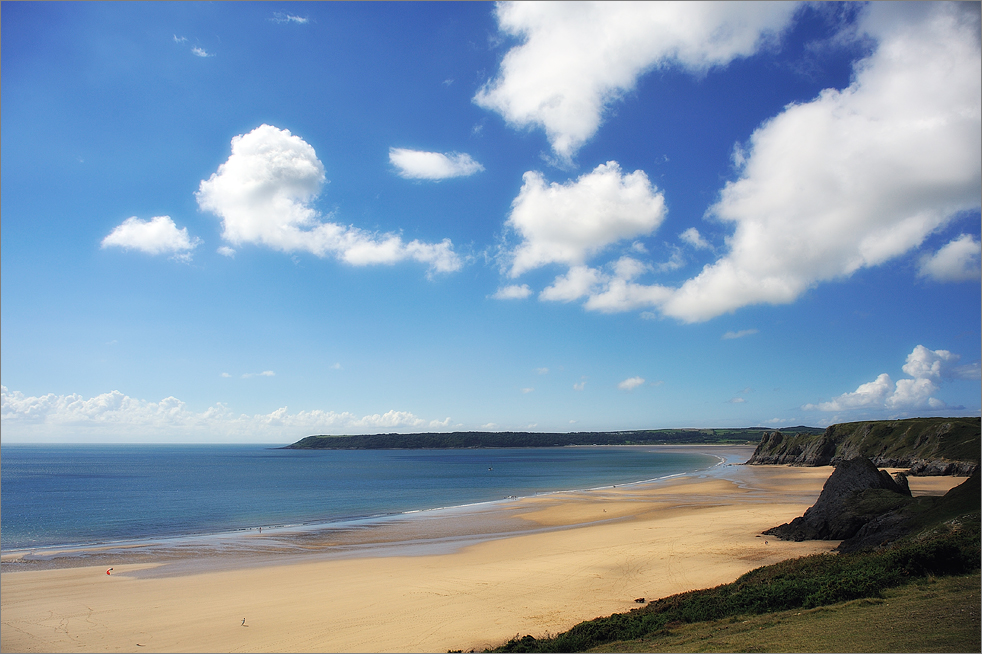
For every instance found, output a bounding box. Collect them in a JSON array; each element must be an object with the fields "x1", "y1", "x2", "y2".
[
  {"x1": 282, "y1": 426, "x2": 824, "y2": 450},
  {"x1": 285, "y1": 417, "x2": 980, "y2": 477}
]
